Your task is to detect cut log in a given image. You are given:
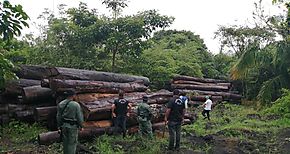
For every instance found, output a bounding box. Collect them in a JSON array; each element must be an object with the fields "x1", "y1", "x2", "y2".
[
  {"x1": 21, "y1": 86, "x2": 53, "y2": 102},
  {"x1": 178, "y1": 89, "x2": 242, "y2": 100},
  {"x1": 4, "y1": 79, "x2": 41, "y2": 96},
  {"x1": 190, "y1": 95, "x2": 223, "y2": 102},
  {"x1": 172, "y1": 83, "x2": 229, "y2": 91},
  {"x1": 173, "y1": 75, "x2": 227, "y2": 83},
  {"x1": 14, "y1": 110, "x2": 34, "y2": 122},
  {"x1": 51, "y1": 67, "x2": 150, "y2": 86},
  {"x1": 173, "y1": 80, "x2": 231, "y2": 87},
  {"x1": 83, "y1": 120, "x2": 113, "y2": 128},
  {"x1": 34, "y1": 106, "x2": 57, "y2": 122},
  {"x1": 49, "y1": 79, "x2": 148, "y2": 94},
  {"x1": 38, "y1": 127, "x2": 114, "y2": 145},
  {"x1": 14, "y1": 65, "x2": 55, "y2": 80}
]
